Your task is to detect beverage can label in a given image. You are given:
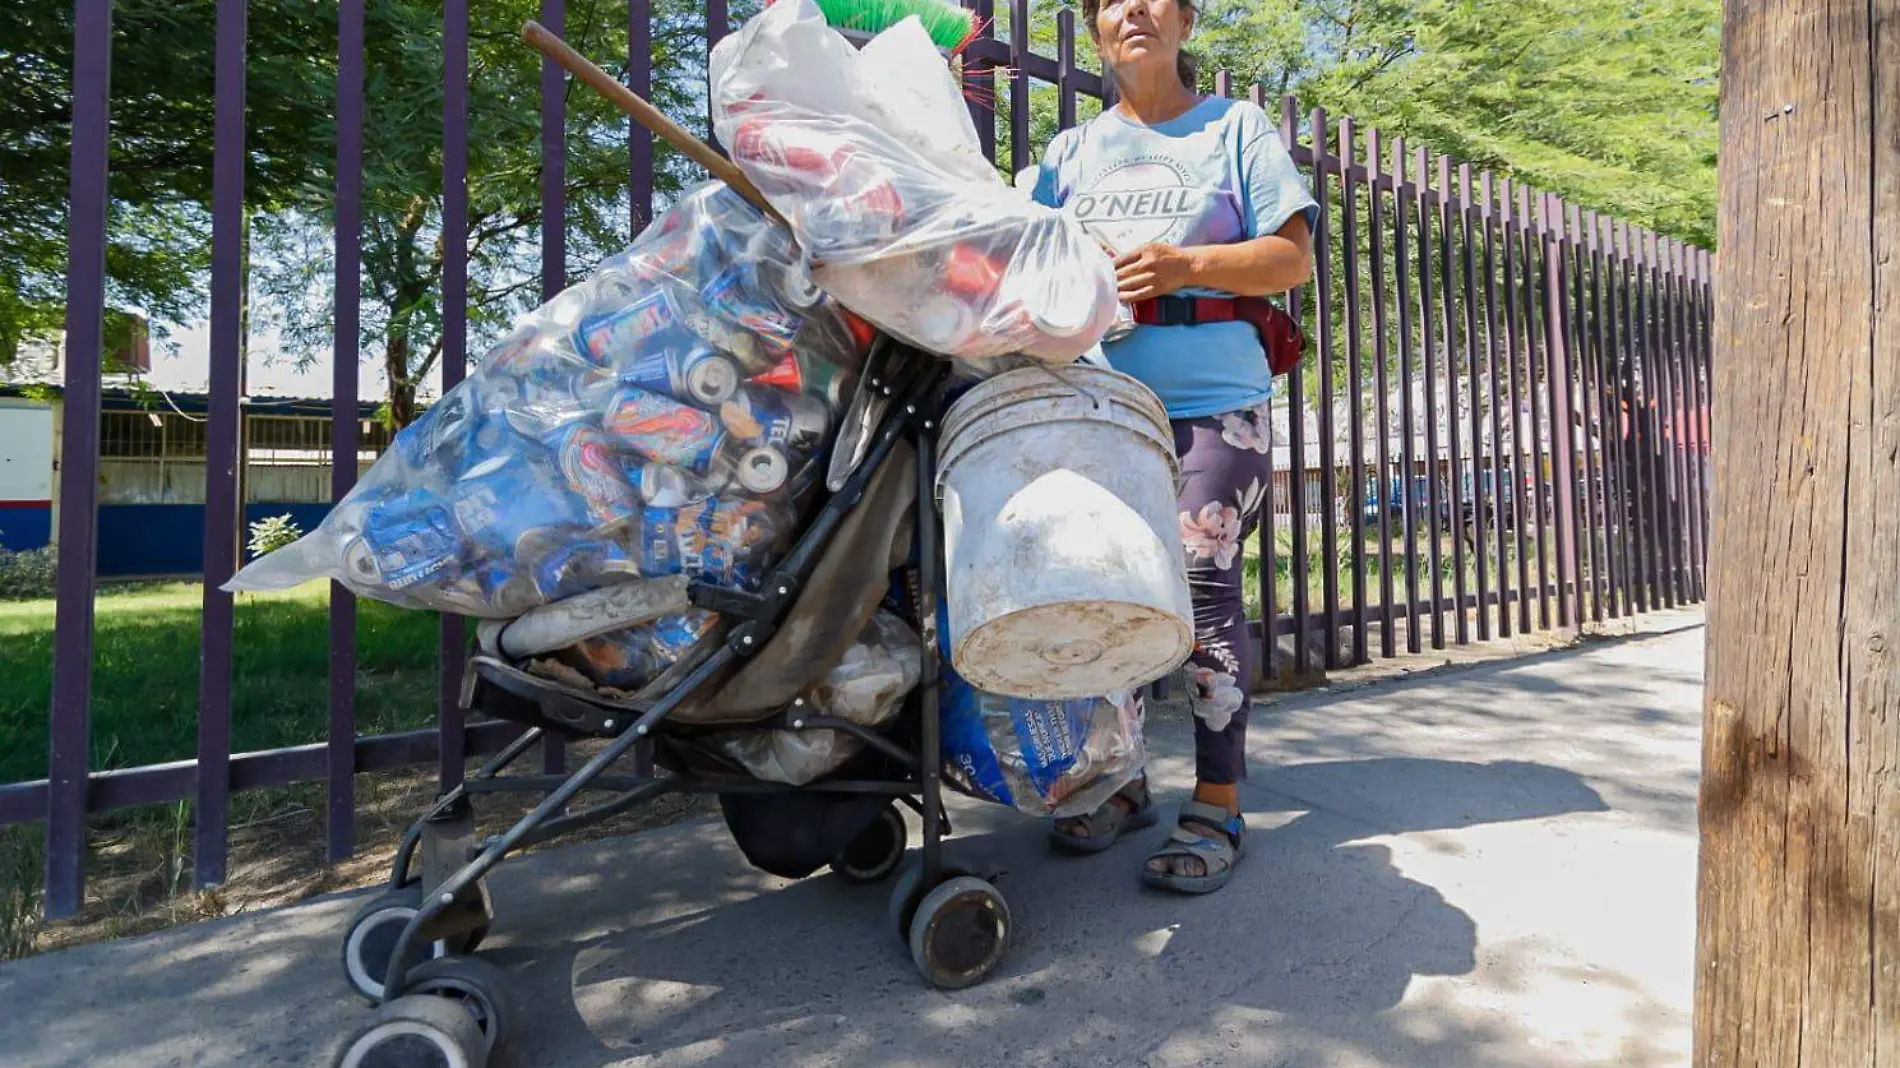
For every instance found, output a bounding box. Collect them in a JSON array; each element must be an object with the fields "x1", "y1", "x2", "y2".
[
  {"x1": 602, "y1": 386, "x2": 727, "y2": 470},
  {"x1": 575, "y1": 289, "x2": 679, "y2": 366}
]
